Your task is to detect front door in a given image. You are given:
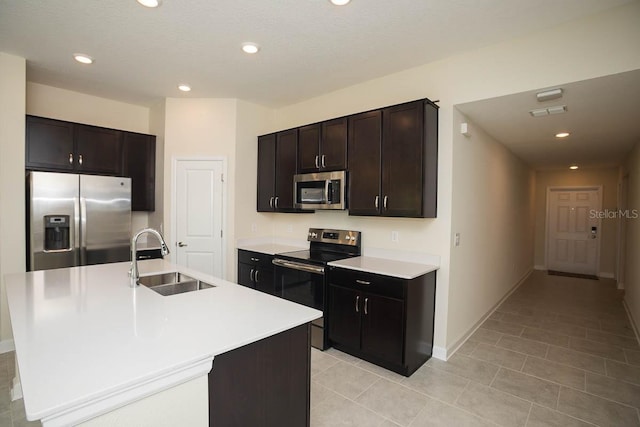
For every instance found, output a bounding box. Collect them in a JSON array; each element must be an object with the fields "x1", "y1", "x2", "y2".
[
  {"x1": 546, "y1": 187, "x2": 601, "y2": 276},
  {"x1": 174, "y1": 159, "x2": 224, "y2": 278}
]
